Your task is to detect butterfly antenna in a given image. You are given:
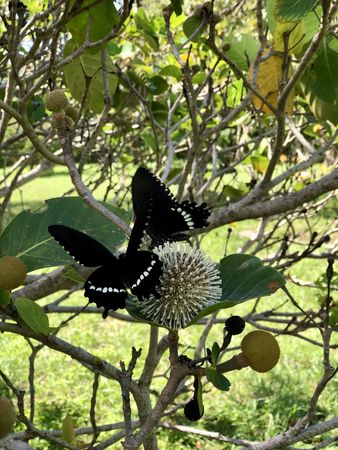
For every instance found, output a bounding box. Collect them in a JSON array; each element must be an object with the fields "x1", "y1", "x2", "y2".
[{"x1": 224, "y1": 227, "x2": 232, "y2": 256}]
